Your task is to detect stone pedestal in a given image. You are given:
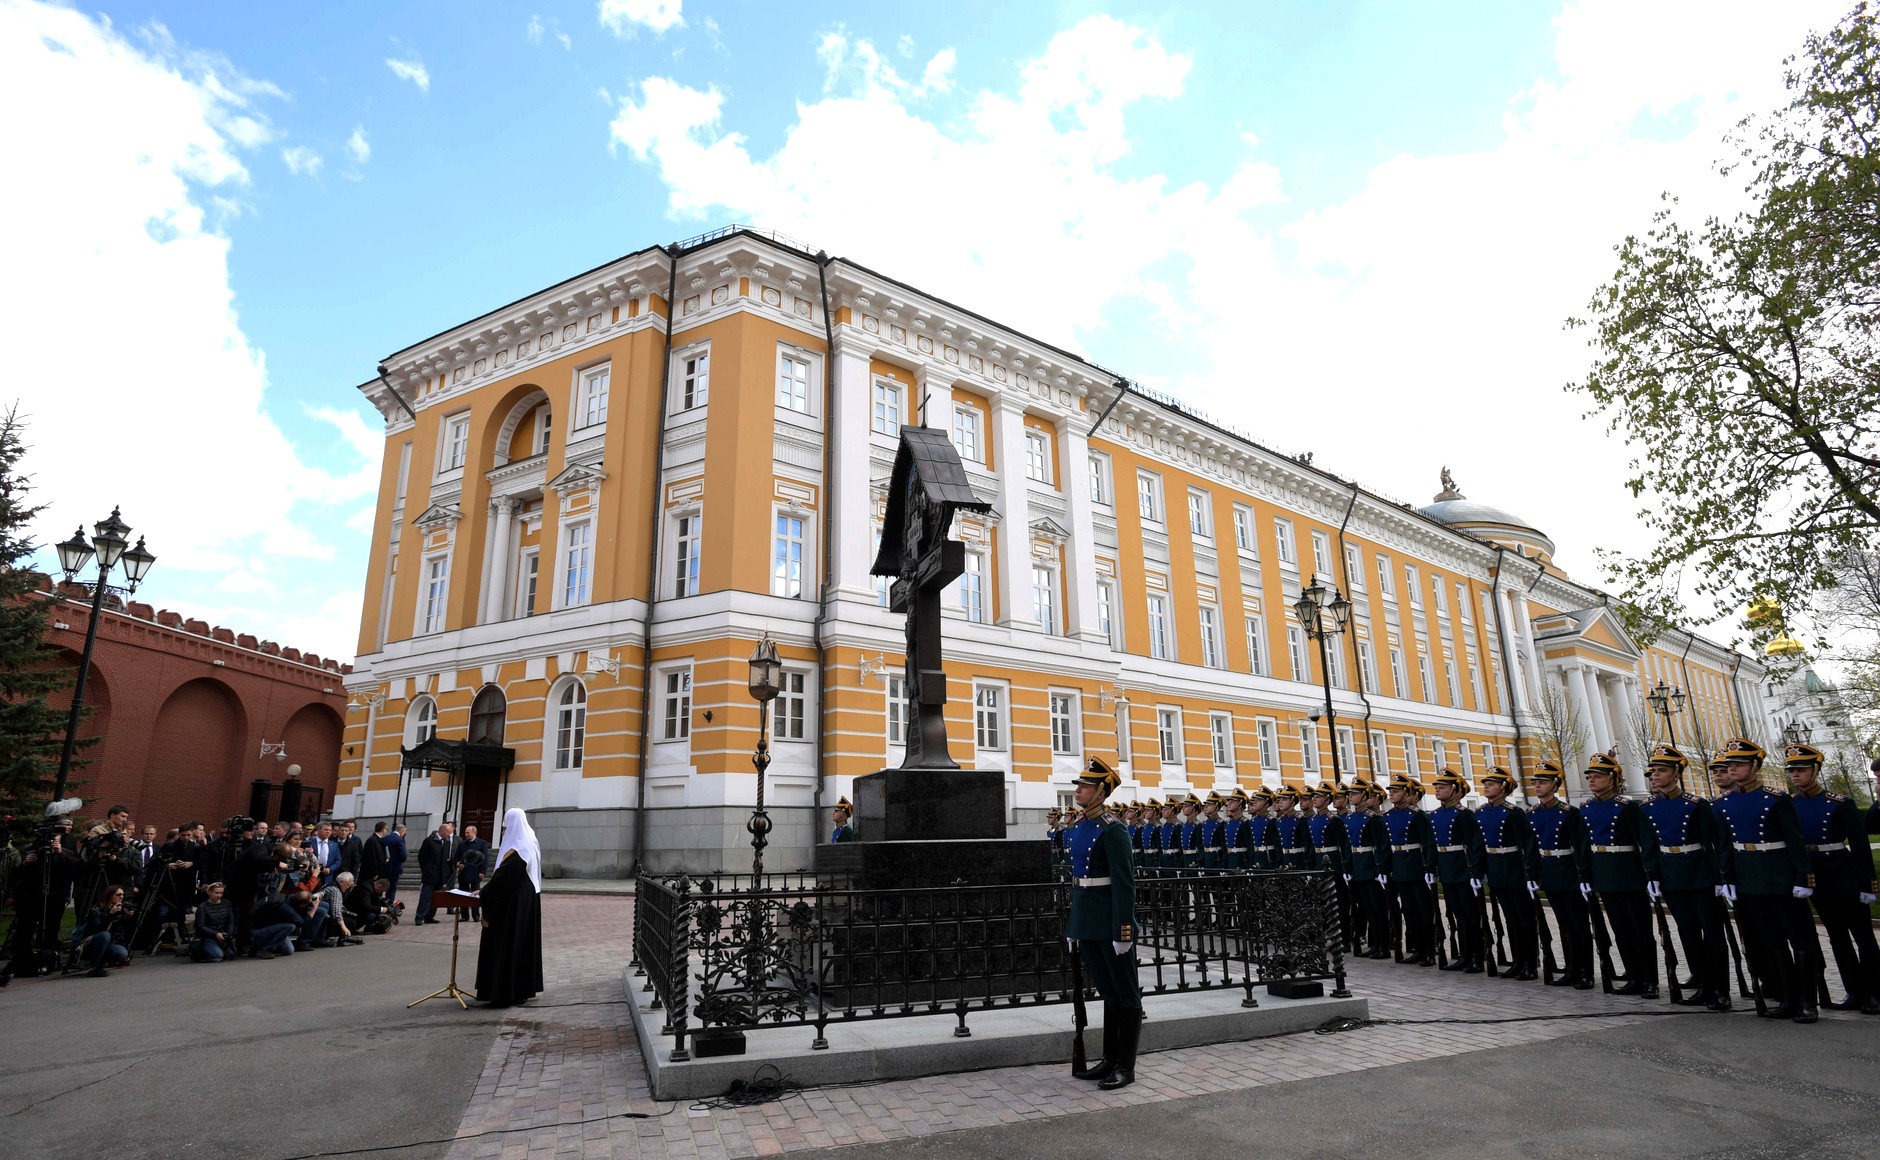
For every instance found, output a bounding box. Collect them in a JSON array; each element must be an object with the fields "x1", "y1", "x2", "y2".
[
  {"x1": 850, "y1": 767, "x2": 1006, "y2": 841},
  {"x1": 813, "y1": 837, "x2": 1050, "y2": 888},
  {"x1": 814, "y1": 766, "x2": 1049, "y2": 888}
]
